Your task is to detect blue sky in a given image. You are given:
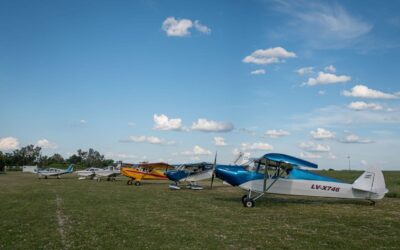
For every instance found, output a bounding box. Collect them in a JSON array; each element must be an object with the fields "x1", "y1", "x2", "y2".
[{"x1": 1, "y1": 0, "x2": 400, "y2": 169}]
